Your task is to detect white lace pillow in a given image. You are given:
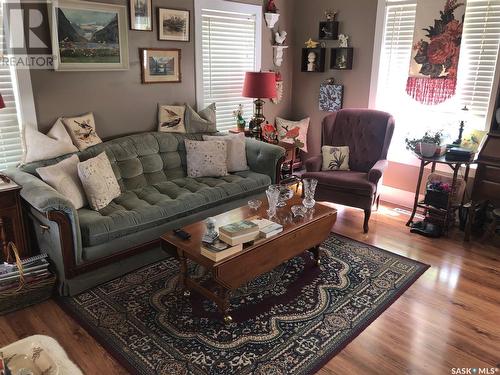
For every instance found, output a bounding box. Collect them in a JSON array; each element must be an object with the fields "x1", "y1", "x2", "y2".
[
  {"x1": 62, "y1": 112, "x2": 103, "y2": 151},
  {"x1": 185, "y1": 139, "x2": 228, "y2": 178},
  {"x1": 202, "y1": 133, "x2": 248, "y2": 172},
  {"x1": 77, "y1": 152, "x2": 121, "y2": 211},
  {"x1": 36, "y1": 155, "x2": 88, "y2": 209},
  {"x1": 23, "y1": 119, "x2": 78, "y2": 164}
]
